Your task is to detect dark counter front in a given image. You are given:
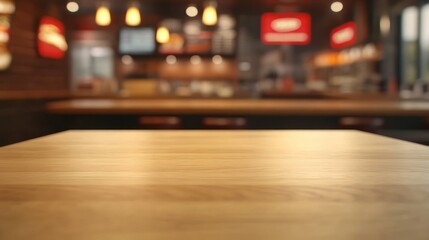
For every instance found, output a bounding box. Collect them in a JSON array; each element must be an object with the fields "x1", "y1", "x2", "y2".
[
  {"x1": 0, "y1": 91, "x2": 70, "y2": 146},
  {"x1": 44, "y1": 99, "x2": 429, "y2": 145}
]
